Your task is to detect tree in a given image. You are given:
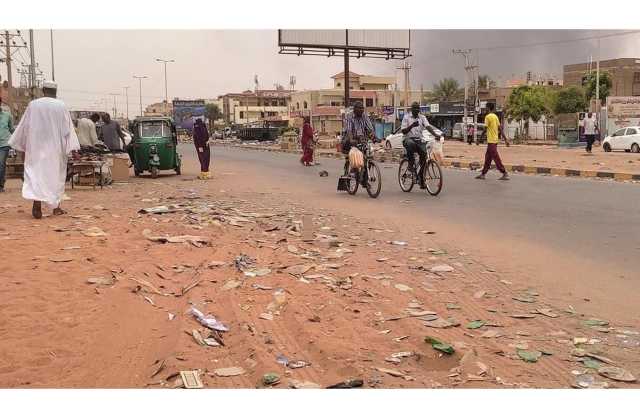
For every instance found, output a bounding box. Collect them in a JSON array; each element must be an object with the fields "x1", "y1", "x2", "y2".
[
  {"x1": 582, "y1": 71, "x2": 612, "y2": 104},
  {"x1": 553, "y1": 86, "x2": 587, "y2": 114},
  {"x1": 432, "y1": 78, "x2": 463, "y2": 101},
  {"x1": 205, "y1": 103, "x2": 222, "y2": 124},
  {"x1": 478, "y1": 75, "x2": 496, "y2": 89},
  {"x1": 504, "y1": 85, "x2": 548, "y2": 139}
]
